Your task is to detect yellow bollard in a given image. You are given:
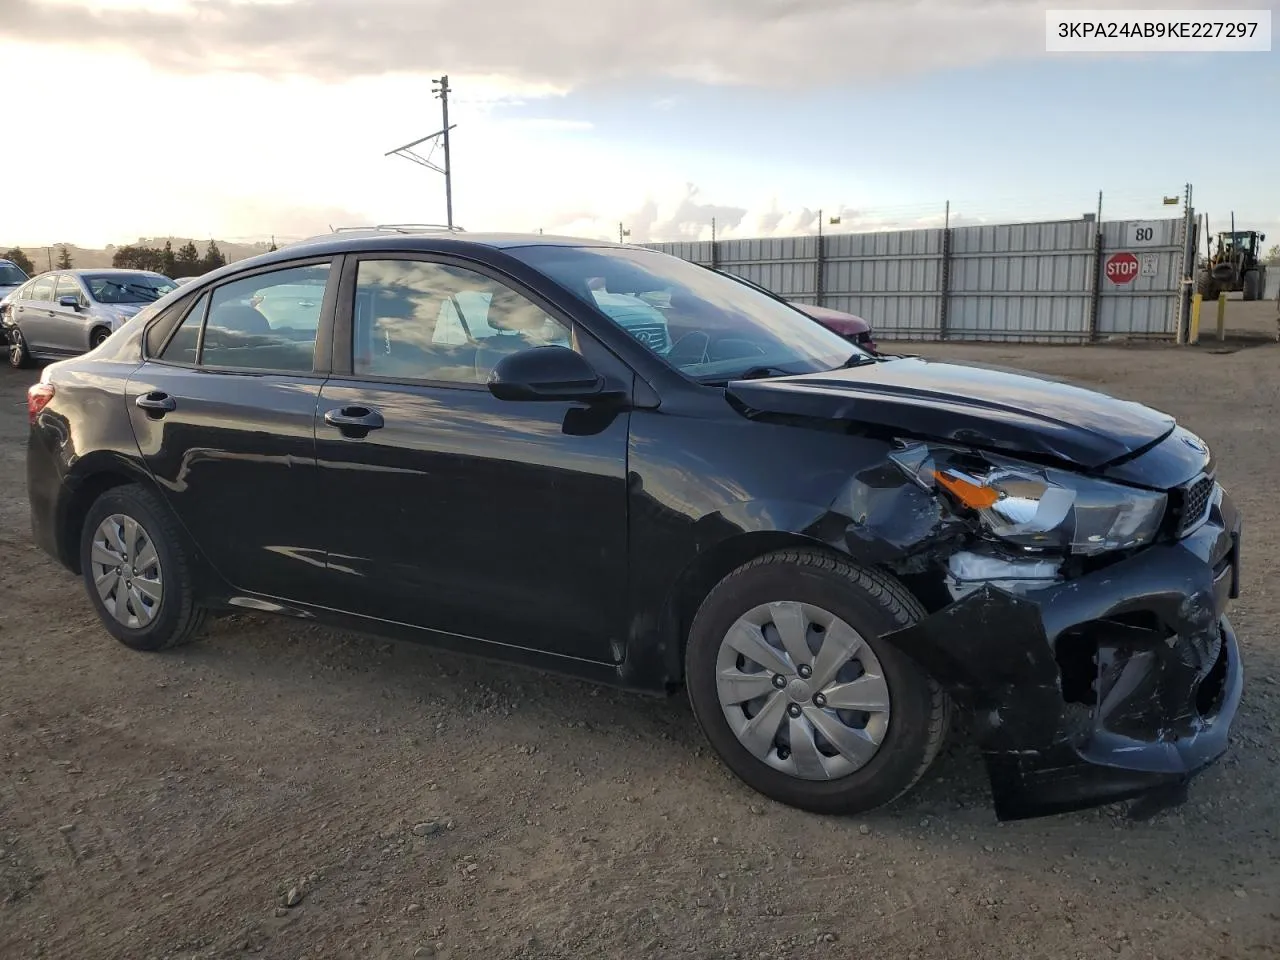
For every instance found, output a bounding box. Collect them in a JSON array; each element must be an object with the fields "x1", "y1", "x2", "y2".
[
  {"x1": 1217, "y1": 292, "x2": 1228, "y2": 341},
  {"x1": 1189, "y1": 293, "x2": 1202, "y2": 344}
]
